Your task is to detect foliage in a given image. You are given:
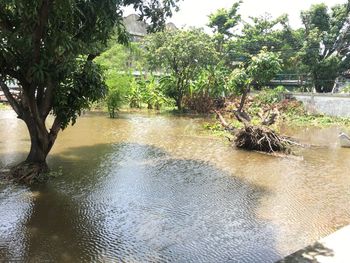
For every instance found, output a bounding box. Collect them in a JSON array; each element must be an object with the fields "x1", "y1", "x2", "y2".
[
  {"x1": 142, "y1": 77, "x2": 168, "y2": 110},
  {"x1": 208, "y1": 1, "x2": 242, "y2": 37},
  {"x1": 228, "y1": 48, "x2": 282, "y2": 96},
  {"x1": 208, "y1": 1, "x2": 242, "y2": 57},
  {"x1": 0, "y1": 103, "x2": 7, "y2": 110},
  {"x1": 107, "y1": 89, "x2": 123, "y2": 118},
  {"x1": 227, "y1": 13, "x2": 302, "y2": 71},
  {"x1": 105, "y1": 73, "x2": 132, "y2": 118},
  {"x1": 127, "y1": 78, "x2": 143, "y2": 108},
  {"x1": 144, "y1": 28, "x2": 218, "y2": 110},
  {"x1": 299, "y1": 2, "x2": 350, "y2": 92},
  {"x1": 340, "y1": 85, "x2": 350, "y2": 94},
  {"x1": 255, "y1": 86, "x2": 286, "y2": 104},
  {"x1": 54, "y1": 60, "x2": 108, "y2": 128},
  {"x1": 228, "y1": 68, "x2": 249, "y2": 95},
  {"x1": 0, "y1": 0, "x2": 180, "y2": 168},
  {"x1": 189, "y1": 66, "x2": 231, "y2": 98},
  {"x1": 247, "y1": 48, "x2": 283, "y2": 88},
  {"x1": 95, "y1": 42, "x2": 145, "y2": 73}
]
